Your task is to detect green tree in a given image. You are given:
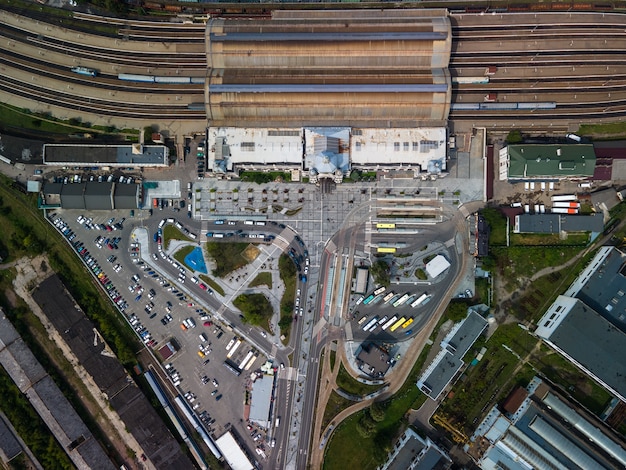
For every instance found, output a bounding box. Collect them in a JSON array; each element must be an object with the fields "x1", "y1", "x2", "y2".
[
  {"x1": 356, "y1": 413, "x2": 376, "y2": 437},
  {"x1": 370, "y1": 260, "x2": 390, "y2": 287},
  {"x1": 506, "y1": 129, "x2": 523, "y2": 144},
  {"x1": 370, "y1": 401, "x2": 386, "y2": 422}
]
